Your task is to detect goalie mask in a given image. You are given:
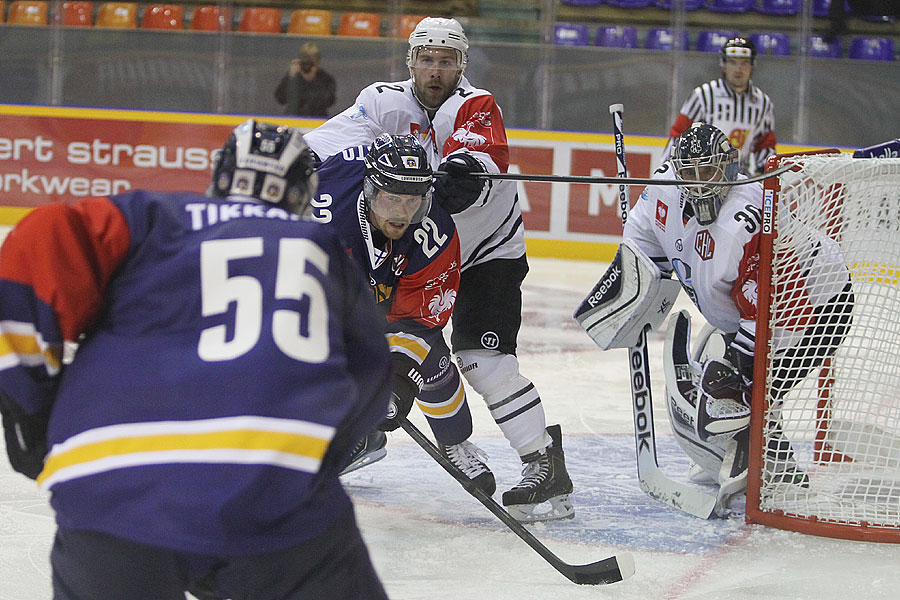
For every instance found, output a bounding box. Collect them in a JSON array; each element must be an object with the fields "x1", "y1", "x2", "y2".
[
  {"x1": 210, "y1": 119, "x2": 318, "y2": 216},
  {"x1": 407, "y1": 17, "x2": 468, "y2": 109},
  {"x1": 671, "y1": 123, "x2": 739, "y2": 226},
  {"x1": 363, "y1": 134, "x2": 433, "y2": 235}
]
